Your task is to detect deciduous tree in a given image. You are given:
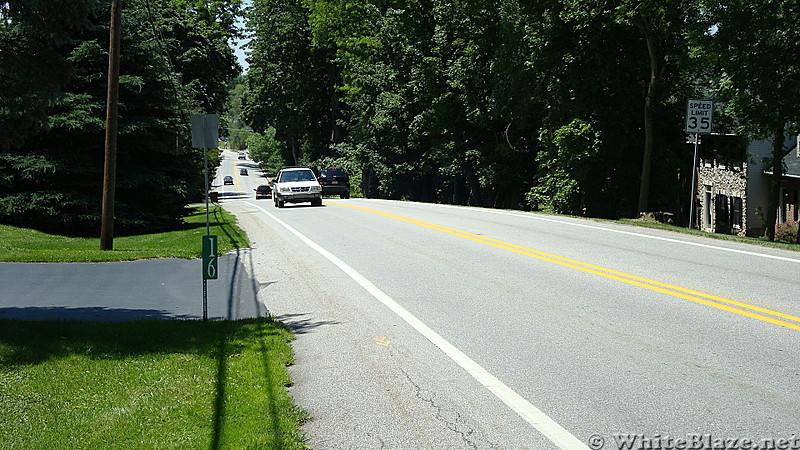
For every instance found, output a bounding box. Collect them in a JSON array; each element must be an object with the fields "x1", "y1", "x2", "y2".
[{"x1": 703, "y1": 0, "x2": 800, "y2": 240}]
